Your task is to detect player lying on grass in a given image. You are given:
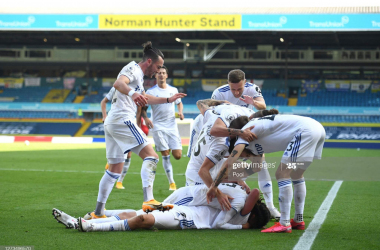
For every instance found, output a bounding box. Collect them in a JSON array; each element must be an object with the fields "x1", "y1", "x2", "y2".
[
  {"x1": 52, "y1": 187, "x2": 270, "y2": 232},
  {"x1": 207, "y1": 114, "x2": 326, "y2": 233}
]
